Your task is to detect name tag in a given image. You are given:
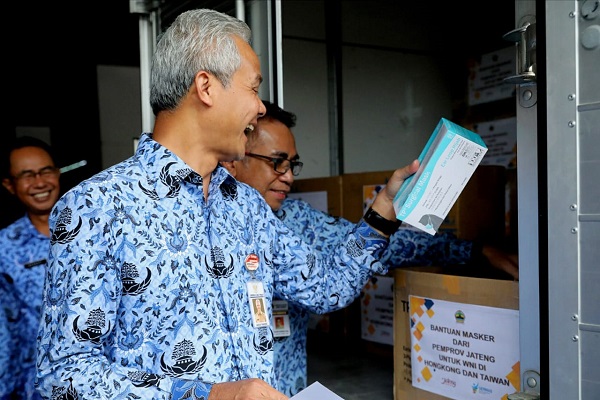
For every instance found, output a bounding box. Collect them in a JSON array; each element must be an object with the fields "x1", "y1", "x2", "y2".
[
  {"x1": 247, "y1": 280, "x2": 269, "y2": 328},
  {"x1": 272, "y1": 299, "x2": 291, "y2": 337}
]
